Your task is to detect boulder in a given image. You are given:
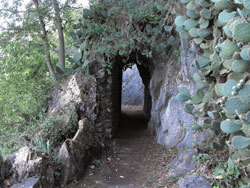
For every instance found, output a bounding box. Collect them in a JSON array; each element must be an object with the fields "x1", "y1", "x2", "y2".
[
  {"x1": 3, "y1": 147, "x2": 54, "y2": 188},
  {"x1": 149, "y1": 40, "x2": 212, "y2": 150},
  {"x1": 48, "y1": 71, "x2": 97, "y2": 121},
  {"x1": 58, "y1": 118, "x2": 100, "y2": 185},
  {"x1": 122, "y1": 65, "x2": 144, "y2": 106},
  {"x1": 178, "y1": 174, "x2": 212, "y2": 188},
  {"x1": 39, "y1": 71, "x2": 98, "y2": 149},
  {"x1": 168, "y1": 148, "x2": 197, "y2": 177}
]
